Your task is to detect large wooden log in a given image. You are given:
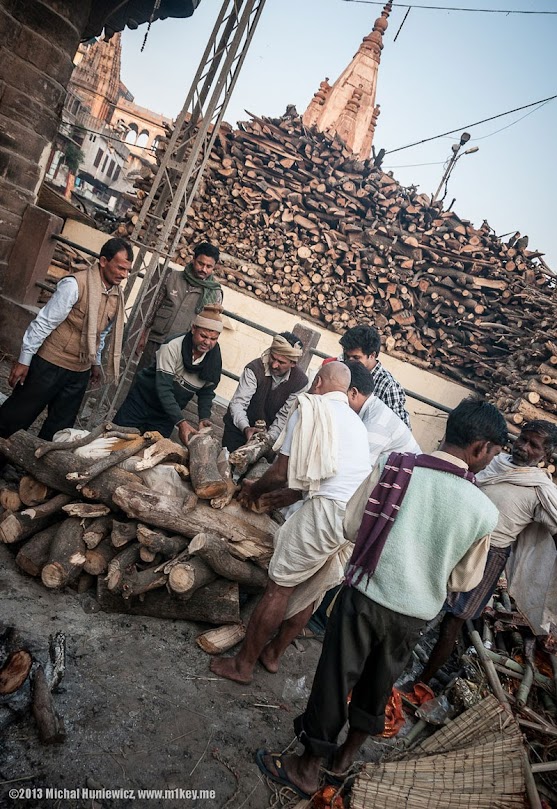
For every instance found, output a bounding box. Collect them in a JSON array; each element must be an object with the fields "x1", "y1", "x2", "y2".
[
  {"x1": 18, "y1": 476, "x2": 51, "y2": 507},
  {"x1": 167, "y1": 557, "x2": 216, "y2": 597},
  {"x1": 0, "y1": 485, "x2": 22, "y2": 512},
  {"x1": 113, "y1": 485, "x2": 274, "y2": 546},
  {"x1": 136, "y1": 524, "x2": 189, "y2": 558},
  {"x1": 188, "y1": 429, "x2": 228, "y2": 499},
  {"x1": 15, "y1": 524, "x2": 62, "y2": 577},
  {"x1": 96, "y1": 576, "x2": 240, "y2": 624},
  {"x1": 106, "y1": 544, "x2": 141, "y2": 592},
  {"x1": 188, "y1": 532, "x2": 268, "y2": 591},
  {"x1": 20, "y1": 493, "x2": 73, "y2": 521},
  {"x1": 83, "y1": 515, "x2": 113, "y2": 549},
  {"x1": 32, "y1": 665, "x2": 66, "y2": 744},
  {"x1": 0, "y1": 507, "x2": 62, "y2": 545},
  {"x1": 0, "y1": 431, "x2": 143, "y2": 510},
  {"x1": 111, "y1": 519, "x2": 138, "y2": 548},
  {"x1": 41, "y1": 518, "x2": 87, "y2": 589},
  {"x1": 83, "y1": 537, "x2": 118, "y2": 576},
  {"x1": 120, "y1": 565, "x2": 168, "y2": 599}
]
